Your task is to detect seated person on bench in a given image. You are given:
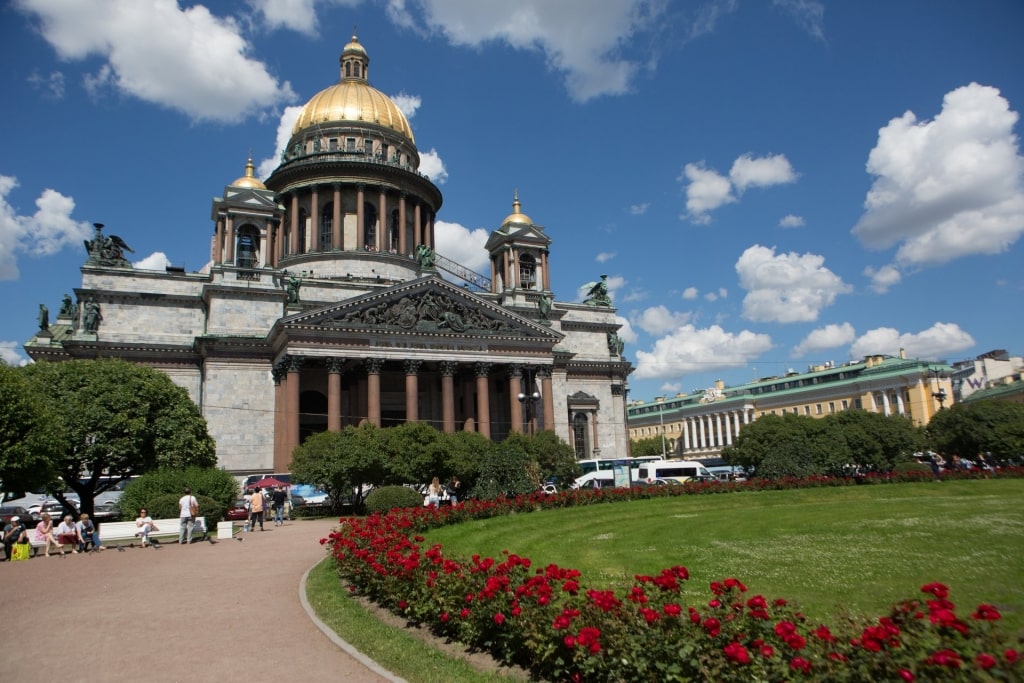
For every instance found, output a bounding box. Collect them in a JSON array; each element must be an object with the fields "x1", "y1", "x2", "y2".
[{"x1": 135, "y1": 508, "x2": 158, "y2": 547}]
